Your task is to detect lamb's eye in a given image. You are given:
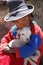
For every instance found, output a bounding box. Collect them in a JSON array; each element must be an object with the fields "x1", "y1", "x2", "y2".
[{"x1": 22, "y1": 34, "x2": 24, "y2": 35}]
